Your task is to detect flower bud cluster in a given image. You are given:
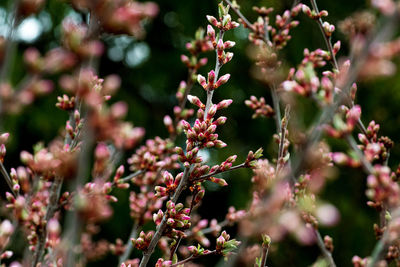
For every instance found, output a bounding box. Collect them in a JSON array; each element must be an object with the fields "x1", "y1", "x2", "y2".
[
  {"x1": 67, "y1": 0, "x2": 158, "y2": 37},
  {"x1": 0, "y1": 132, "x2": 9, "y2": 163},
  {"x1": 216, "y1": 231, "x2": 241, "y2": 256},
  {"x1": 24, "y1": 47, "x2": 77, "y2": 75},
  {"x1": 176, "y1": 97, "x2": 233, "y2": 167},
  {"x1": 131, "y1": 231, "x2": 154, "y2": 251},
  {"x1": 249, "y1": 4, "x2": 302, "y2": 48},
  {"x1": 357, "y1": 121, "x2": 393, "y2": 164},
  {"x1": 0, "y1": 78, "x2": 53, "y2": 115},
  {"x1": 62, "y1": 70, "x2": 145, "y2": 150},
  {"x1": 206, "y1": 3, "x2": 240, "y2": 32},
  {"x1": 62, "y1": 19, "x2": 104, "y2": 59},
  {"x1": 197, "y1": 69, "x2": 231, "y2": 92},
  {"x1": 245, "y1": 96, "x2": 275, "y2": 119},
  {"x1": 245, "y1": 148, "x2": 264, "y2": 168},
  {"x1": 324, "y1": 105, "x2": 362, "y2": 138},
  {"x1": 153, "y1": 201, "x2": 191, "y2": 239},
  {"x1": 155, "y1": 171, "x2": 181, "y2": 197},
  {"x1": 81, "y1": 233, "x2": 110, "y2": 262},
  {"x1": 75, "y1": 181, "x2": 115, "y2": 223},
  {"x1": 127, "y1": 137, "x2": 180, "y2": 185},
  {"x1": 366, "y1": 165, "x2": 400, "y2": 209},
  {"x1": 130, "y1": 190, "x2": 163, "y2": 223}
]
